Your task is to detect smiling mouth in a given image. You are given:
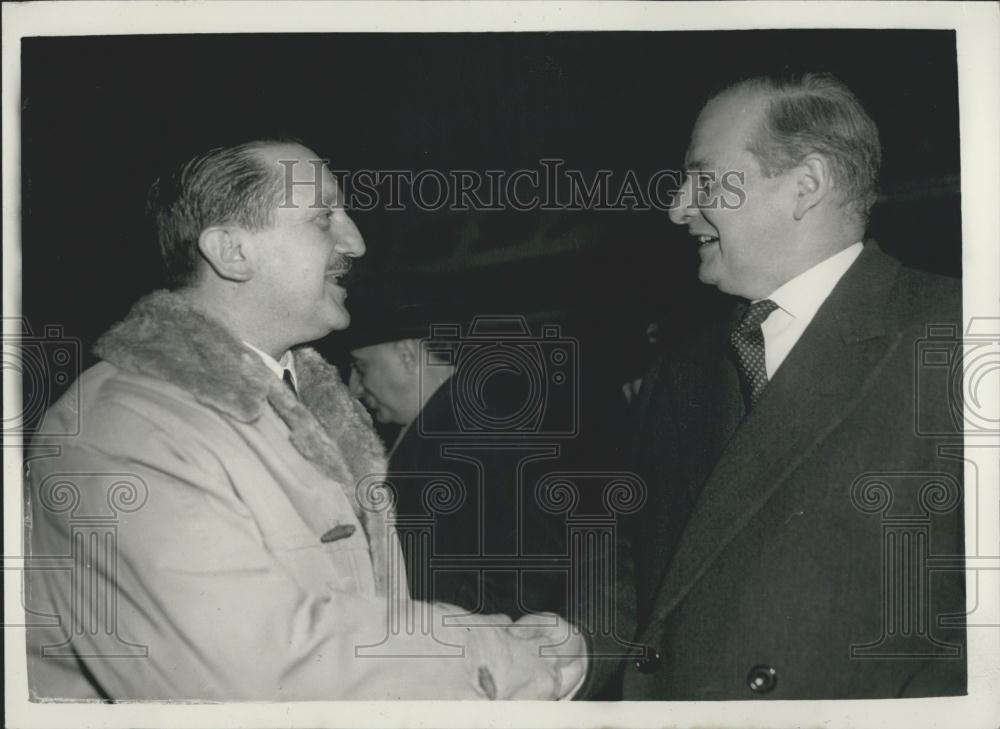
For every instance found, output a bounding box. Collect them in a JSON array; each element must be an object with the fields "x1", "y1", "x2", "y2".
[
  {"x1": 326, "y1": 253, "x2": 358, "y2": 287},
  {"x1": 325, "y1": 261, "x2": 352, "y2": 286},
  {"x1": 695, "y1": 234, "x2": 719, "y2": 248}
]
